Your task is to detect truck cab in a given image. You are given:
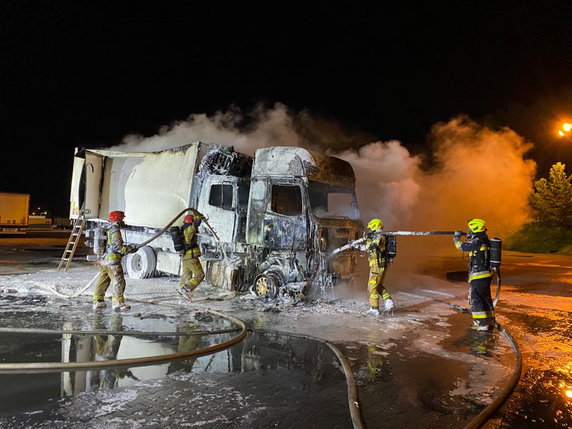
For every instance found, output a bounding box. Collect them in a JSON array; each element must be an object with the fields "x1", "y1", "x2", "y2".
[{"x1": 243, "y1": 147, "x2": 363, "y2": 298}]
